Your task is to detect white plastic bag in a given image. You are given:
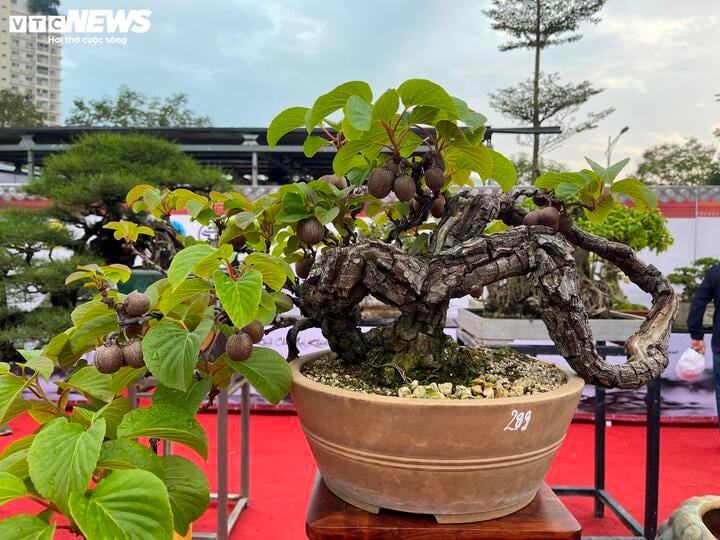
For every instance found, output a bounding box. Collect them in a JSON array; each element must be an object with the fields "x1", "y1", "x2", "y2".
[{"x1": 675, "y1": 348, "x2": 707, "y2": 381}]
